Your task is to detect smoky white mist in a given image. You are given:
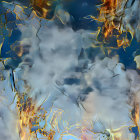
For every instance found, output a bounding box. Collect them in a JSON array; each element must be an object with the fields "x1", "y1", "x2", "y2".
[
  {"x1": 18, "y1": 17, "x2": 140, "y2": 139},
  {"x1": 0, "y1": 1, "x2": 140, "y2": 140}
]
